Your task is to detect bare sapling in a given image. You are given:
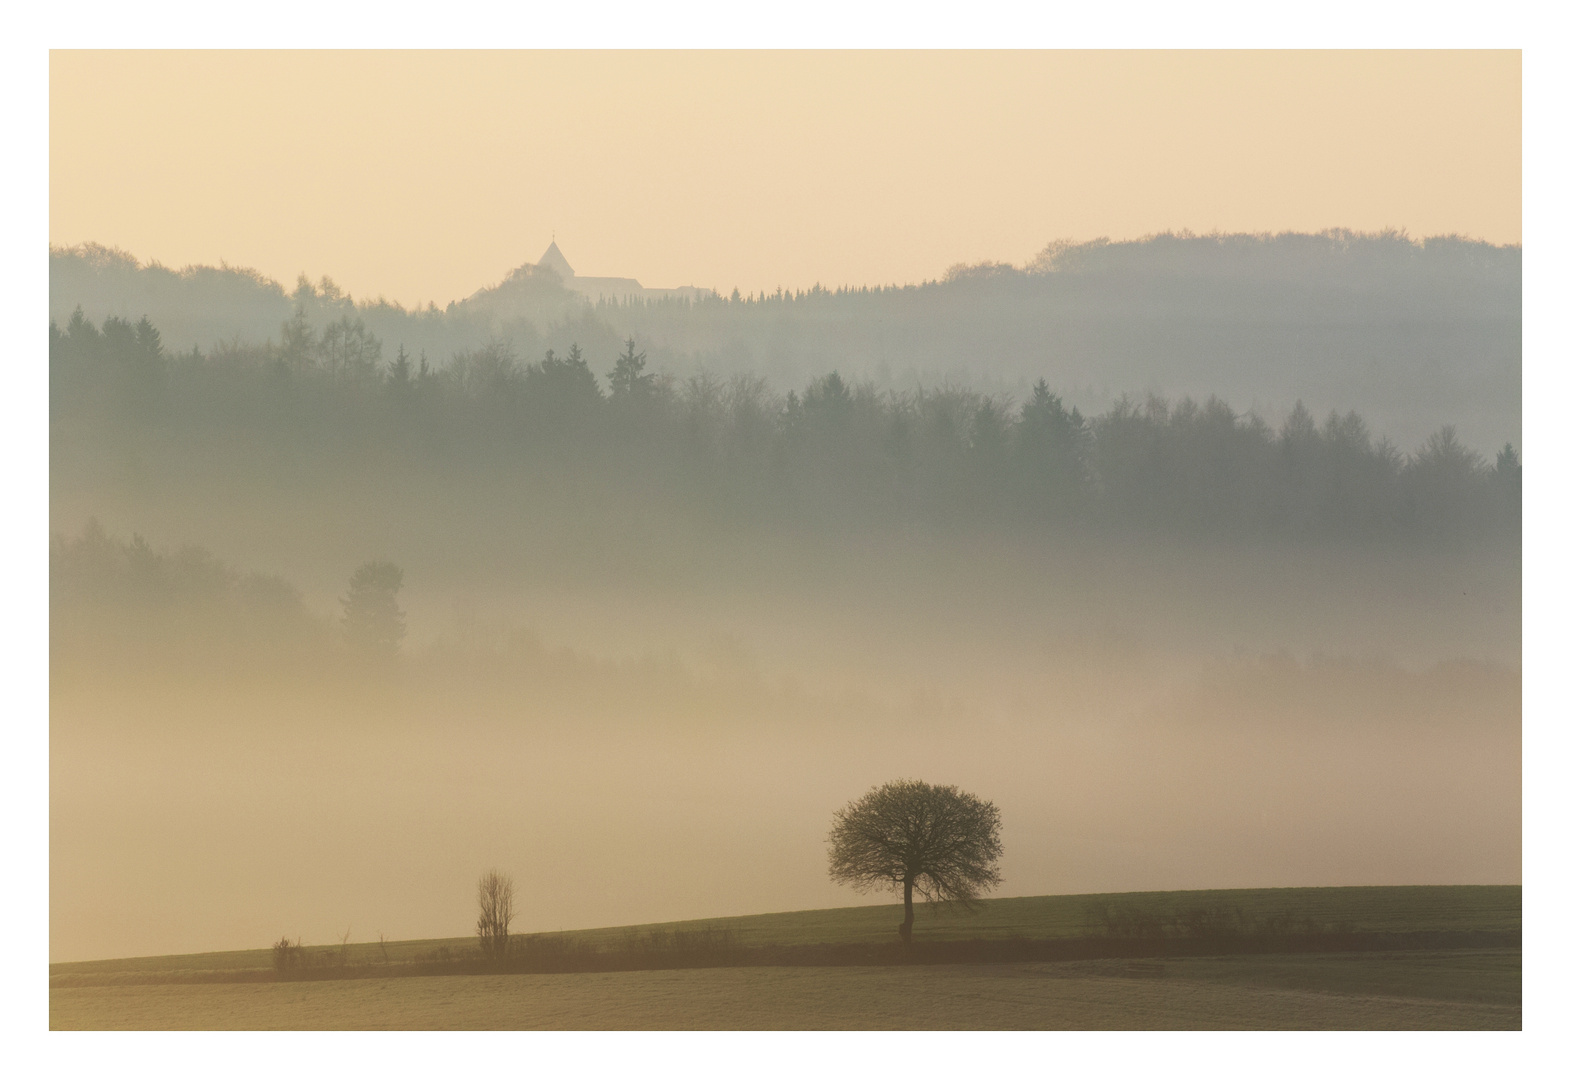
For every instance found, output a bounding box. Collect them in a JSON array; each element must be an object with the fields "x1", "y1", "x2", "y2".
[{"x1": 477, "y1": 870, "x2": 516, "y2": 960}]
